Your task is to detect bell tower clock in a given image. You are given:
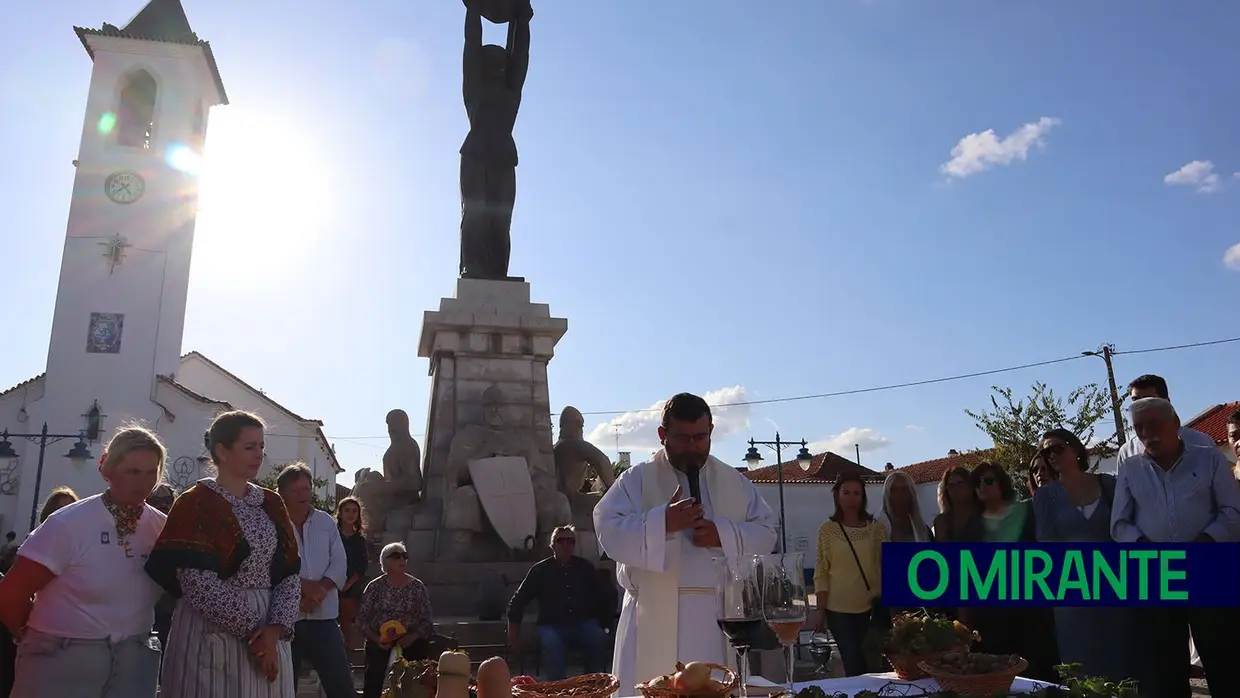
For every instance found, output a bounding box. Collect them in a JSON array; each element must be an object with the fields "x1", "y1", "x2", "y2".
[{"x1": 33, "y1": 0, "x2": 226, "y2": 497}]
